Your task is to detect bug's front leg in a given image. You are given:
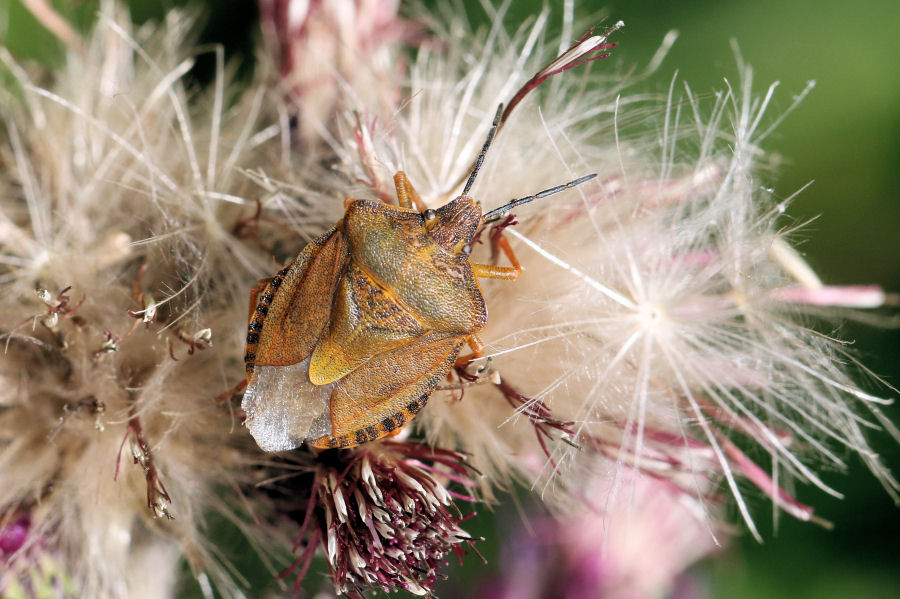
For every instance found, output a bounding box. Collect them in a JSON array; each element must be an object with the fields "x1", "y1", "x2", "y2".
[
  {"x1": 472, "y1": 235, "x2": 522, "y2": 280},
  {"x1": 393, "y1": 171, "x2": 428, "y2": 211}
]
